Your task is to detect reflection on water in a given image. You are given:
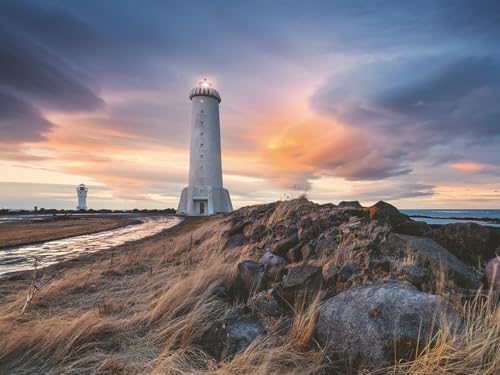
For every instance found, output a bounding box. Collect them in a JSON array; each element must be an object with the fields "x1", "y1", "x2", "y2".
[{"x1": 0, "y1": 216, "x2": 182, "y2": 277}]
